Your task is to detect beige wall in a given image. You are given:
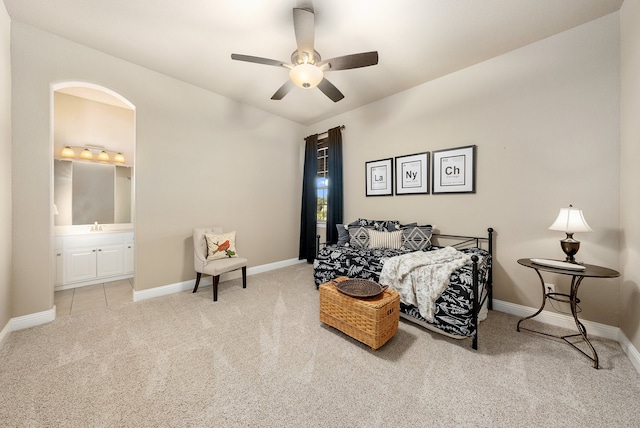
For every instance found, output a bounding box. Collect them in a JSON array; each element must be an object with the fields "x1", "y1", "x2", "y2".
[
  {"x1": 53, "y1": 92, "x2": 135, "y2": 165},
  {"x1": 10, "y1": 22, "x2": 305, "y2": 317},
  {"x1": 620, "y1": 0, "x2": 640, "y2": 352},
  {"x1": 0, "y1": 2, "x2": 11, "y2": 330},
  {"x1": 309, "y1": 14, "x2": 621, "y2": 326}
]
